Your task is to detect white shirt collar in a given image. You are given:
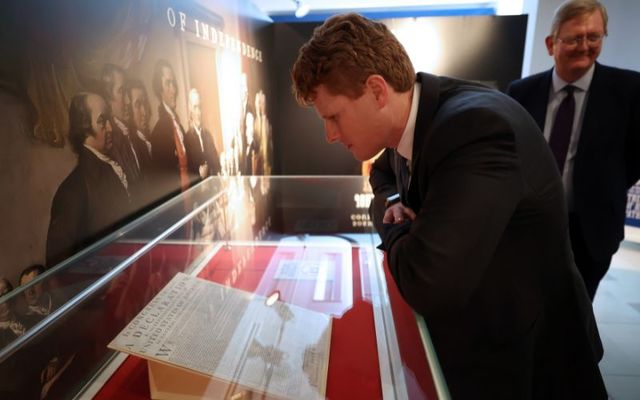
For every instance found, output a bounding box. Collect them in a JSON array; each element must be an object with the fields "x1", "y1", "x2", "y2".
[
  {"x1": 84, "y1": 143, "x2": 113, "y2": 163},
  {"x1": 83, "y1": 144, "x2": 129, "y2": 190},
  {"x1": 163, "y1": 101, "x2": 176, "y2": 119},
  {"x1": 113, "y1": 116, "x2": 128, "y2": 135},
  {"x1": 136, "y1": 129, "x2": 149, "y2": 142},
  {"x1": 552, "y1": 63, "x2": 595, "y2": 94},
  {"x1": 396, "y1": 82, "x2": 421, "y2": 161}
]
